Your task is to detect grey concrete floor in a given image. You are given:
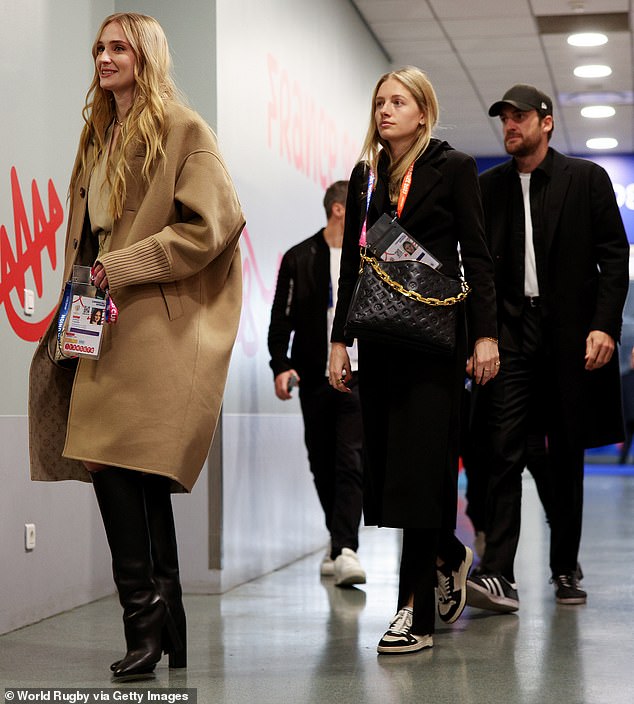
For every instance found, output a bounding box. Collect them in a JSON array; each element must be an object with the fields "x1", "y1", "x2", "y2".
[{"x1": 1, "y1": 473, "x2": 633, "y2": 703}]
